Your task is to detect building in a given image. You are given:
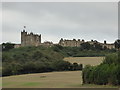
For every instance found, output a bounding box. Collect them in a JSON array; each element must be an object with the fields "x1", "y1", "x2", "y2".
[
  {"x1": 14, "y1": 30, "x2": 53, "y2": 48},
  {"x1": 14, "y1": 30, "x2": 115, "y2": 50},
  {"x1": 41, "y1": 41, "x2": 53, "y2": 47},
  {"x1": 21, "y1": 30, "x2": 41, "y2": 46},
  {"x1": 59, "y1": 38, "x2": 84, "y2": 47},
  {"x1": 59, "y1": 38, "x2": 115, "y2": 49}
]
